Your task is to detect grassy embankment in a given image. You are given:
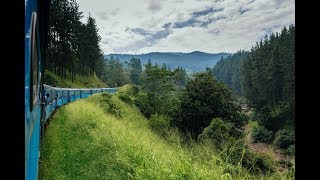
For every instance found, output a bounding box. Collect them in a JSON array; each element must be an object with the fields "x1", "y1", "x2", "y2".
[
  {"x1": 39, "y1": 85, "x2": 294, "y2": 179},
  {"x1": 43, "y1": 70, "x2": 107, "y2": 88}
]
